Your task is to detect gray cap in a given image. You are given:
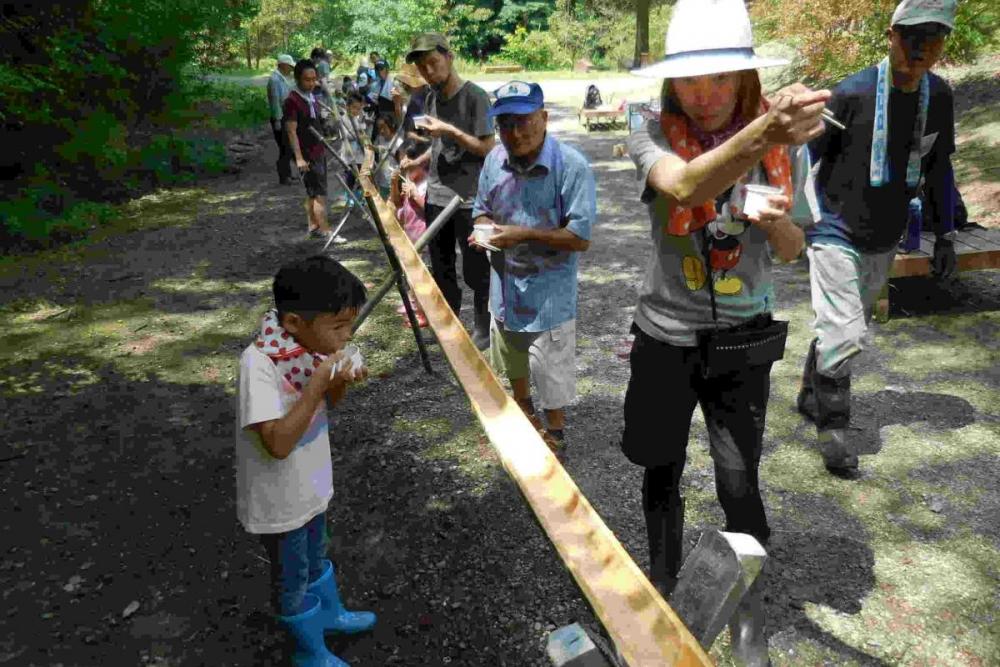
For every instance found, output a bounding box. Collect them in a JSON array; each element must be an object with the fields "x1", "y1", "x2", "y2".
[
  {"x1": 277, "y1": 54, "x2": 295, "y2": 67},
  {"x1": 891, "y1": 0, "x2": 956, "y2": 30},
  {"x1": 406, "y1": 32, "x2": 450, "y2": 63}
]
